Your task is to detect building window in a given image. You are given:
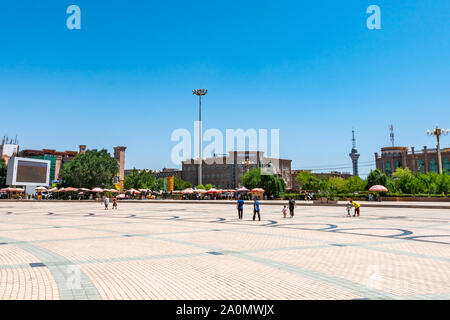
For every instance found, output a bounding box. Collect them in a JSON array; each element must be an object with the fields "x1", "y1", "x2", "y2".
[
  {"x1": 444, "y1": 158, "x2": 450, "y2": 173},
  {"x1": 417, "y1": 159, "x2": 425, "y2": 172},
  {"x1": 430, "y1": 159, "x2": 438, "y2": 173},
  {"x1": 385, "y1": 162, "x2": 392, "y2": 175}
]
